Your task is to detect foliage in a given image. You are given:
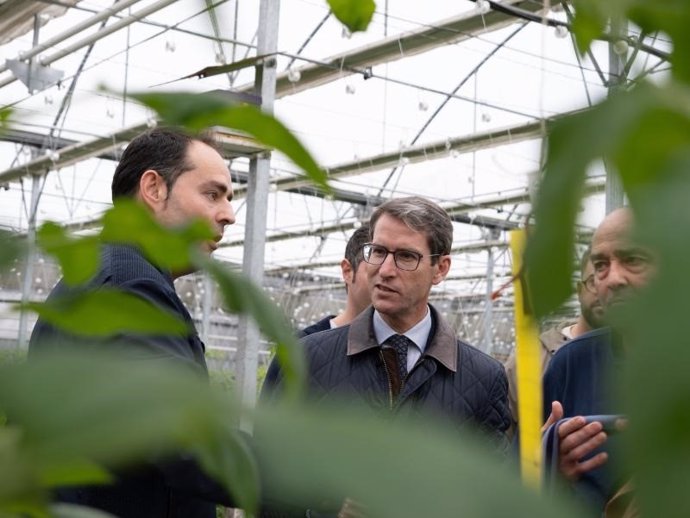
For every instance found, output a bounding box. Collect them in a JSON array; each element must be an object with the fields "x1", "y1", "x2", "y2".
[
  {"x1": 0, "y1": 353, "x2": 258, "y2": 516},
  {"x1": 1, "y1": 0, "x2": 690, "y2": 517},
  {"x1": 101, "y1": 199, "x2": 214, "y2": 274},
  {"x1": 130, "y1": 91, "x2": 331, "y2": 194},
  {"x1": 255, "y1": 402, "x2": 583, "y2": 518},
  {"x1": 0, "y1": 107, "x2": 11, "y2": 133},
  {"x1": 572, "y1": 0, "x2": 690, "y2": 82},
  {"x1": 327, "y1": 0, "x2": 376, "y2": 33},
  {"x1": 525, "y1": 2, "x2": 690, "y2": 517},
  {"x1": 23, "y1": 288, "x2": 191, "y2": 337}
]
